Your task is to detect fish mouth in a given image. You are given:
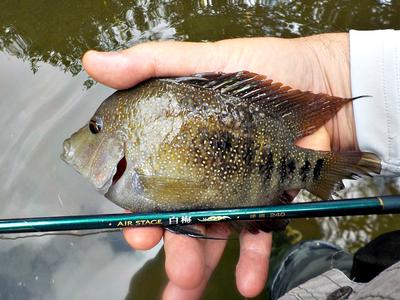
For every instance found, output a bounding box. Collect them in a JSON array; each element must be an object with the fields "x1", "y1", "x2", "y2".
[
  {"x1": 111, "y1": 156, "x2": 127, "y2": 186},
  {"x1": 61, "y1": 138, "x2": 73, "y2": 164}
]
